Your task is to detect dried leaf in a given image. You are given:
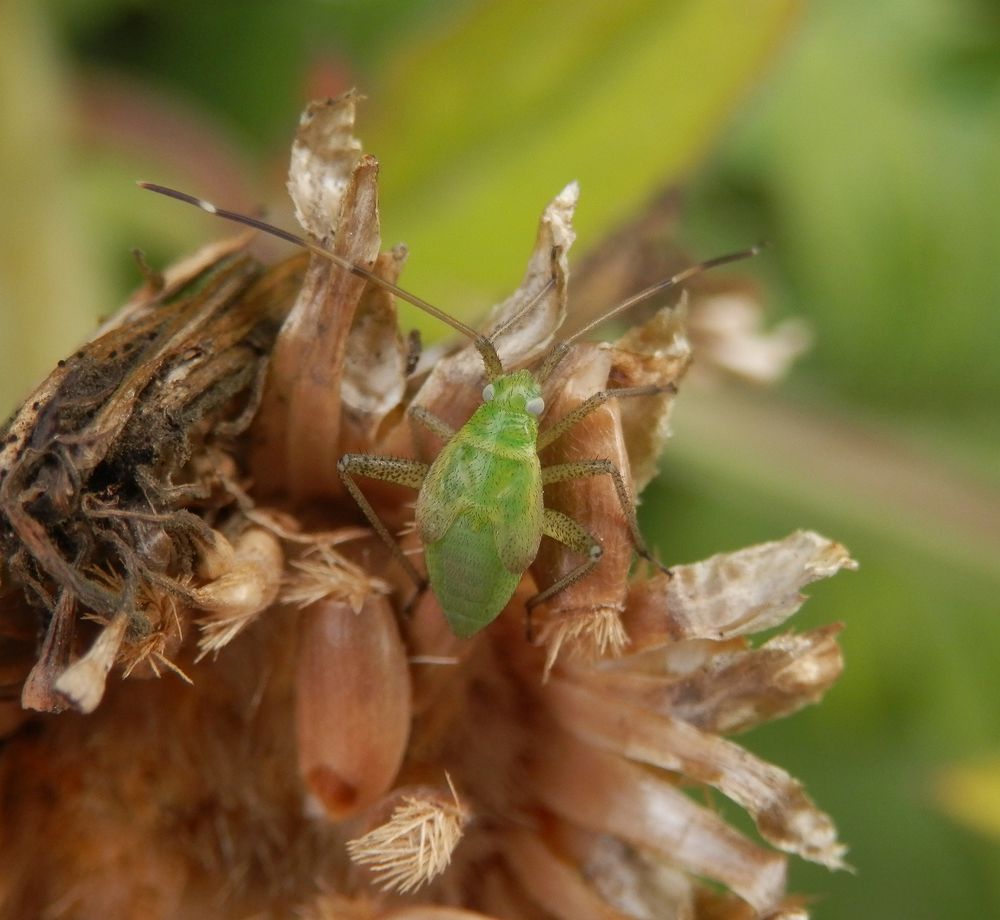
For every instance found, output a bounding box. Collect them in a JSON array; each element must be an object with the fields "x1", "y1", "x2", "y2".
[{"x1": 1, "y1": 239, "x2": 299, "y2": 711}]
